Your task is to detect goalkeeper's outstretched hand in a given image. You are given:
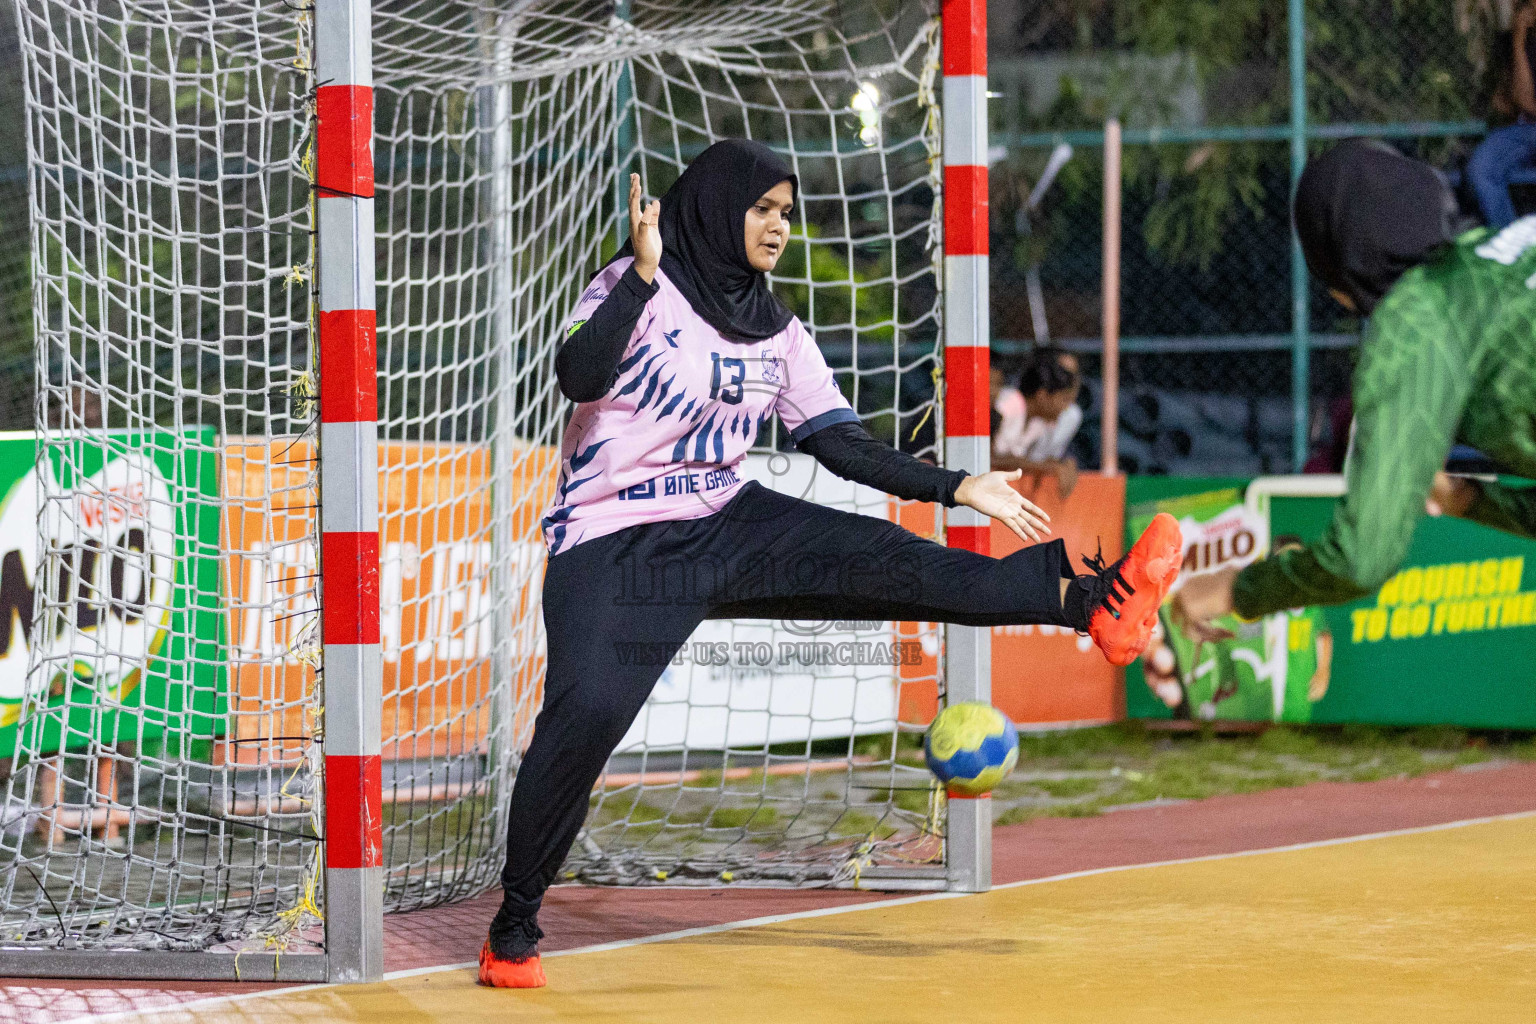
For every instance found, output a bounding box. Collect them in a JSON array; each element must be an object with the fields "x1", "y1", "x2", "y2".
[
  {"x1": 955, "y1": 469, "x2": 1051, "y2": 544},
  {"x1": 629, "y1": 173, "x2": 662, "y2": 283}
]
